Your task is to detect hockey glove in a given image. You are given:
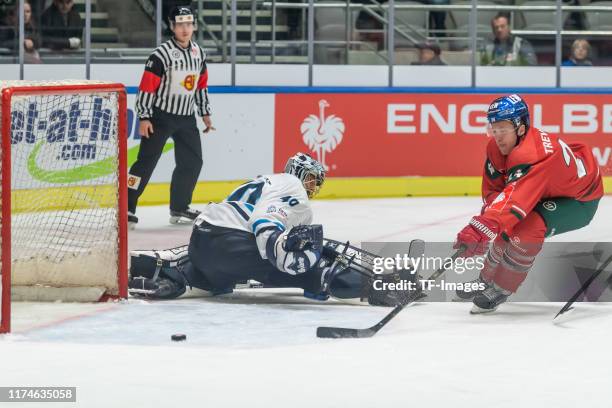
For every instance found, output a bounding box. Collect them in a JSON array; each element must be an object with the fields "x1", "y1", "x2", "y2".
[
  {"x1": 266, "y1": 225, "x2": 323, "y2": 275},
  {"x1": 454, "y1": 216, "x2": 499, "y2": 257},
  {"x1": 285, "y1": 224, "x2": 323, "y2": 252}
]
